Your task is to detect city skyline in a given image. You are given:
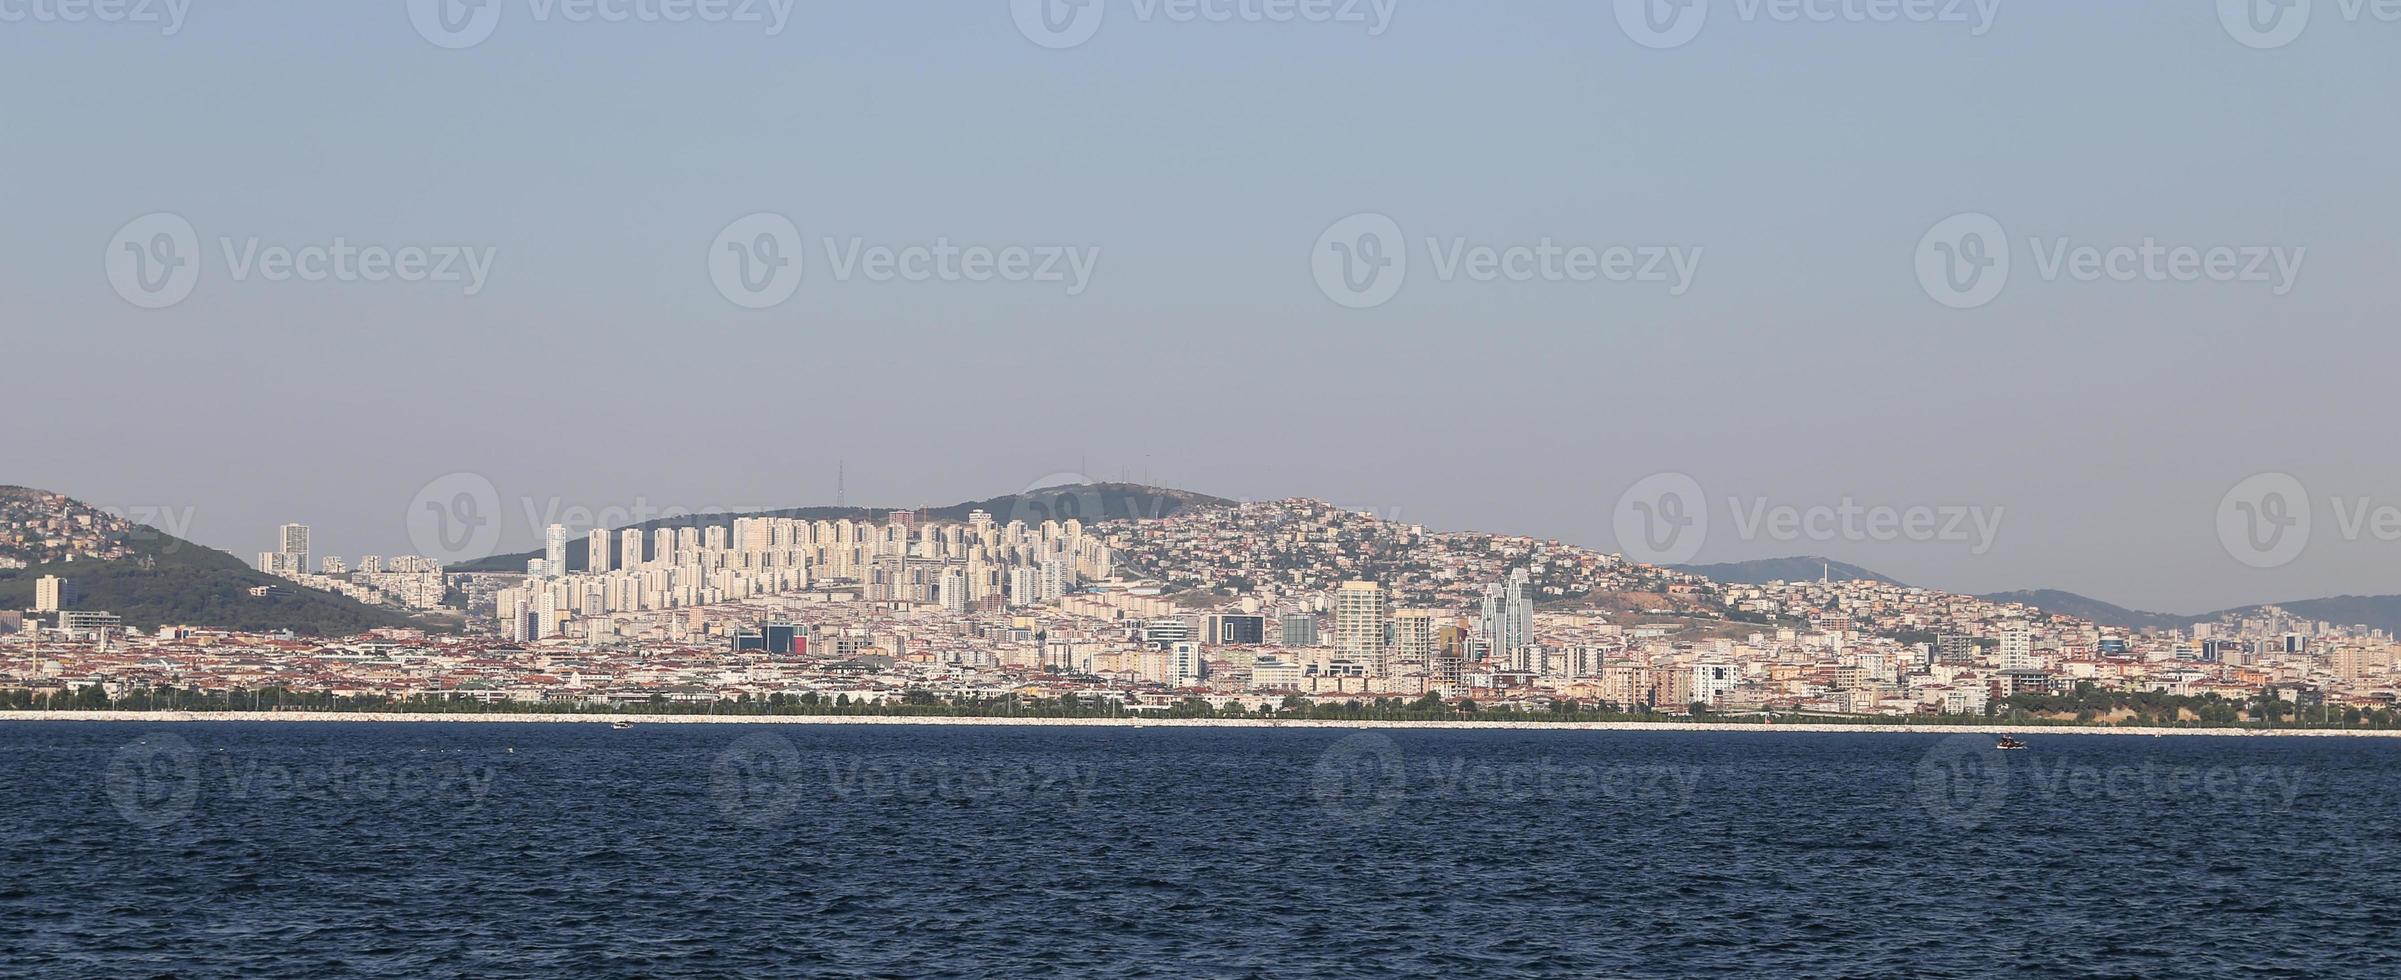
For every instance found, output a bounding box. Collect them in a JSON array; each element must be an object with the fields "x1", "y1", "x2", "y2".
[
  {"x1": 64, "y1": 464, "x2": 2400, "y2": 620},
  {"x1": 19, "y1": 490, "x2": 2397, "y2": 729},
  {"x1": 10, "y1": 3, "x2": 2393, "y2": 974},
  {"x1": 9, "y1": 2, "x2": 2397, "y2": 615},
  {"x1": 9, "y1": 464, "x2": 2391, "y2": 621}
]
